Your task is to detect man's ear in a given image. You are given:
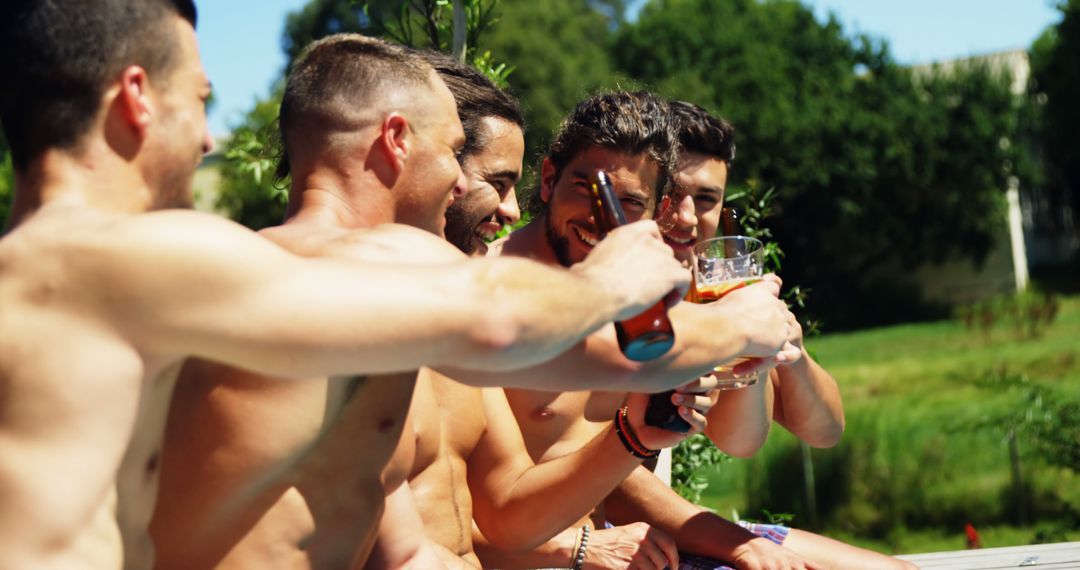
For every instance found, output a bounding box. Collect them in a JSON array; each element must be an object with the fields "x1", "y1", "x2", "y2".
[
  {"x1": 117, "y1": 66, "x2": 152, "y2": 139},
  {"x1": 539, "y1": 157, "x2": 556, "y2": 204},
  {"x1": 377, "y1": 113, "x2": 410, "y2": 174}
]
